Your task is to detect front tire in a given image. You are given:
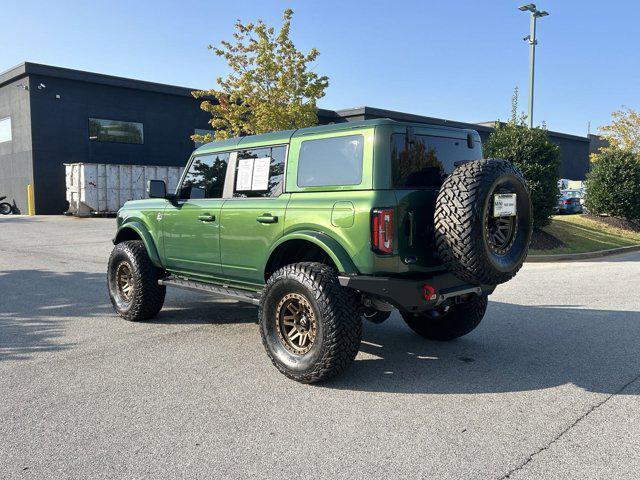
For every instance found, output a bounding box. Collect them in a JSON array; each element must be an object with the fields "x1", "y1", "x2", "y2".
[
  {"x1": 0, "y1": 202, "x2": 11, "y2": 215},
  {"x1": 107, "y1": 240, "x2": 166, "y2": 321},
  {"x1": 401, "y1": 294, "x2": 488, "y2": 341},
  {"x1": 259, "y1": 262, "x2": 361, "y2": 383}
]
